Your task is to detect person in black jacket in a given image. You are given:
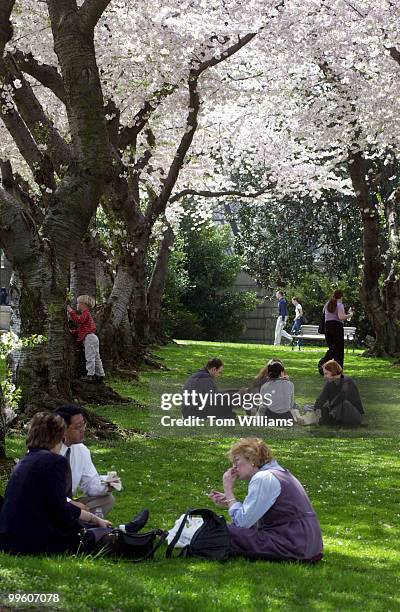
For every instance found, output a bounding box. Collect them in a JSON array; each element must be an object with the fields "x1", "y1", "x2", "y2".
[
  {"x1": 314, "y1": 360, "x2": 364, "y2": 425},
  {"x1": 0, "y1": 412, "x2": 112, "y2": 555}
]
